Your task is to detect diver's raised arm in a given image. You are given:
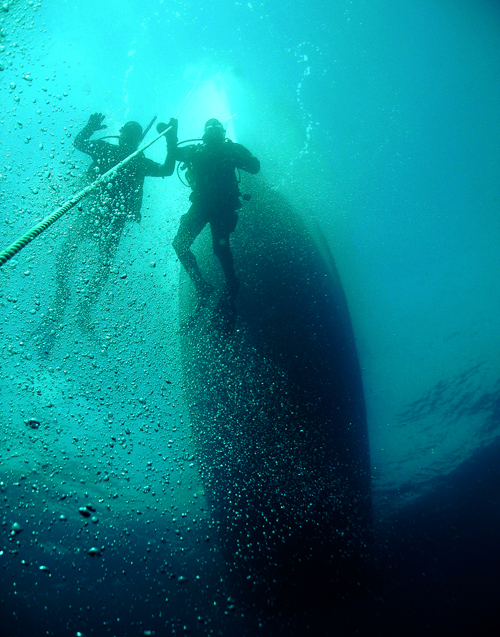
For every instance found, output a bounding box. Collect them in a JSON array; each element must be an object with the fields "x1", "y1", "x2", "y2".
[{"x1": 74, "y1": 112, "x2": 106, "y2": 154}]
